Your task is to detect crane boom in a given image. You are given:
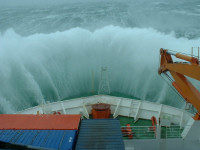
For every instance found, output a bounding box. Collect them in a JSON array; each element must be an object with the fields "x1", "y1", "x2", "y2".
[{"x1": 158, "y1": 48, "x2": 200, "y2": 120}]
